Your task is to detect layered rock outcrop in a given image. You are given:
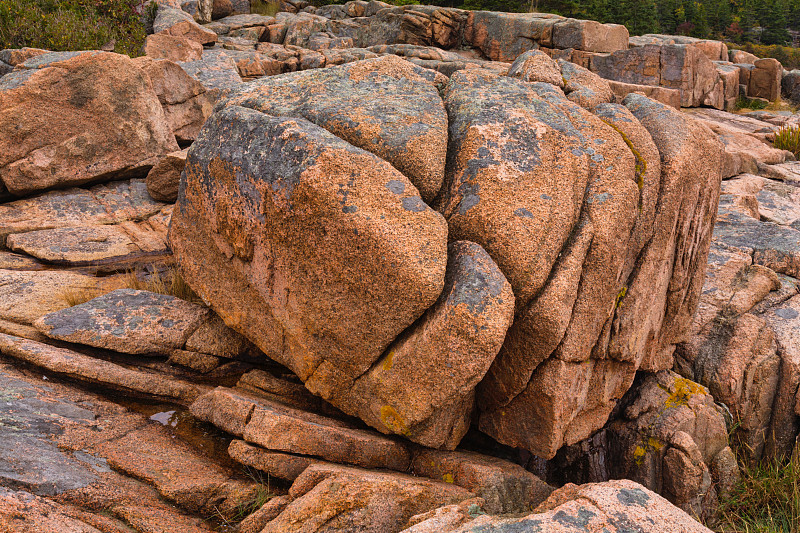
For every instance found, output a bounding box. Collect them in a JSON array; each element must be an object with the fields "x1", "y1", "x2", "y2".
[{"x1": 170, "y1": 55, "x2": 724, "y2": 459}]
